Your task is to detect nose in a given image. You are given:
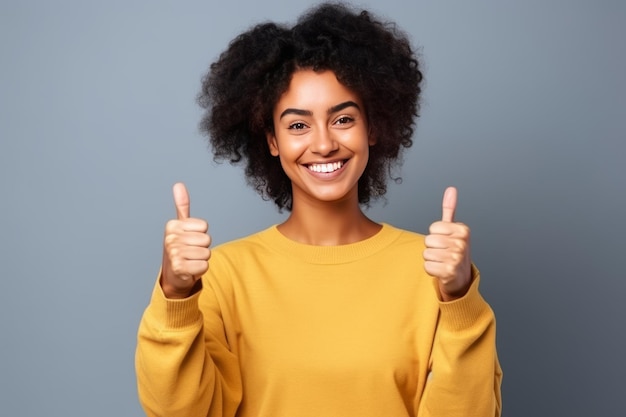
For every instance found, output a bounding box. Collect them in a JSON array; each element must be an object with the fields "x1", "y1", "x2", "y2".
[{"x1": 310, "y1": 127, "x2": 338, "y2": 156}]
